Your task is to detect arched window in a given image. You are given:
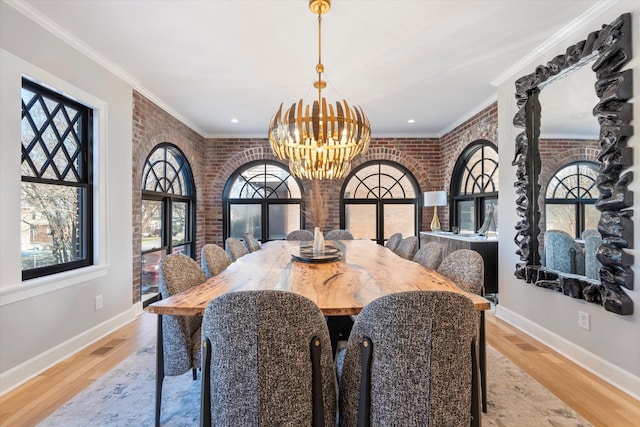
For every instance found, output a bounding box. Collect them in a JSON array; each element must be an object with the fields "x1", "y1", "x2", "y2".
[
  {"x1": 450, "y1": 141, "x2": 499, "y2": 233},
  {"x1": 341, "y1": 161, "x2": 421, "y2": 245},
  {"x1": 545, "y1": 161, "x2": 599, "y2": 238},
  {"x1": 223, "y1": 161, "x2": 303, "y2": 242},
  {"x1": 141, "y1": 144, "x2": 195, "y2": 305}
]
